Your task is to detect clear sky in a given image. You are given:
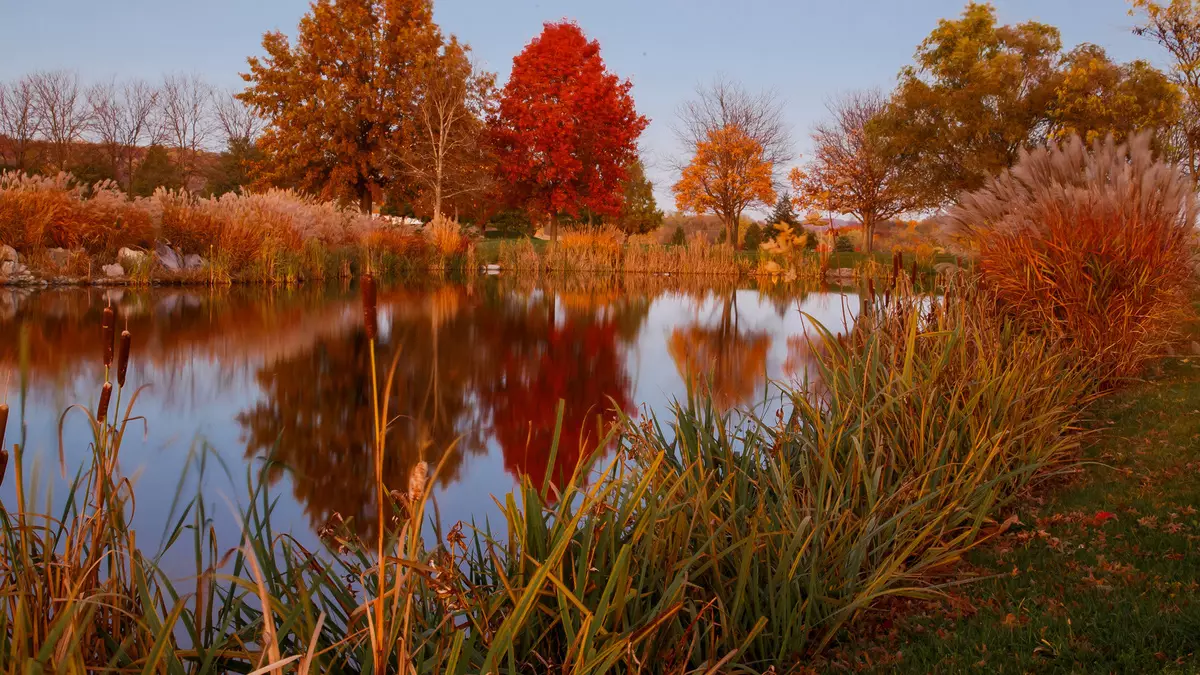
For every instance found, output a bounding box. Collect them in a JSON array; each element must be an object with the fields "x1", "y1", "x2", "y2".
[{"x1": 0, "y1": 0, "x2": 1168, "y2": 210}]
